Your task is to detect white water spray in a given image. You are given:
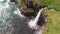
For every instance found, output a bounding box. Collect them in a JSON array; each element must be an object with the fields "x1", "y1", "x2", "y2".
[
  {"x1": 0, "y1": 0, "x2": 19, "y2": 34},
  {"x1": 0, "y1": 0, "x2": 4, "y2": 1},
  {"x1": 28, "y1": 8, "x2": 44, "y2": 29},
  {"x1": 0, "y1": 0, "x2": 10, "y2": 10},
  {"x1": 5, "y1": 0, "x2": 10, "y2": 8},
  {"x1": 7, "y1": 0, "x2": 10, "y2": 3}
]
